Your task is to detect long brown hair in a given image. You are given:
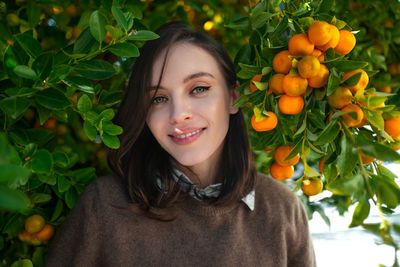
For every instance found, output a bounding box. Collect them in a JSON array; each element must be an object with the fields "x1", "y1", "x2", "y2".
[{"x1": 107, "y1": 21, "x2": 256, "y2": 221}]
